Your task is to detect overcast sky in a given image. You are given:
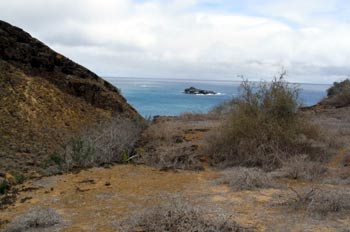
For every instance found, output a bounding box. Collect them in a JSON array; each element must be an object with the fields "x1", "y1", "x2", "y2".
[{"x1": 1, "y1": 0, "x2": 350, "y2": 83}]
